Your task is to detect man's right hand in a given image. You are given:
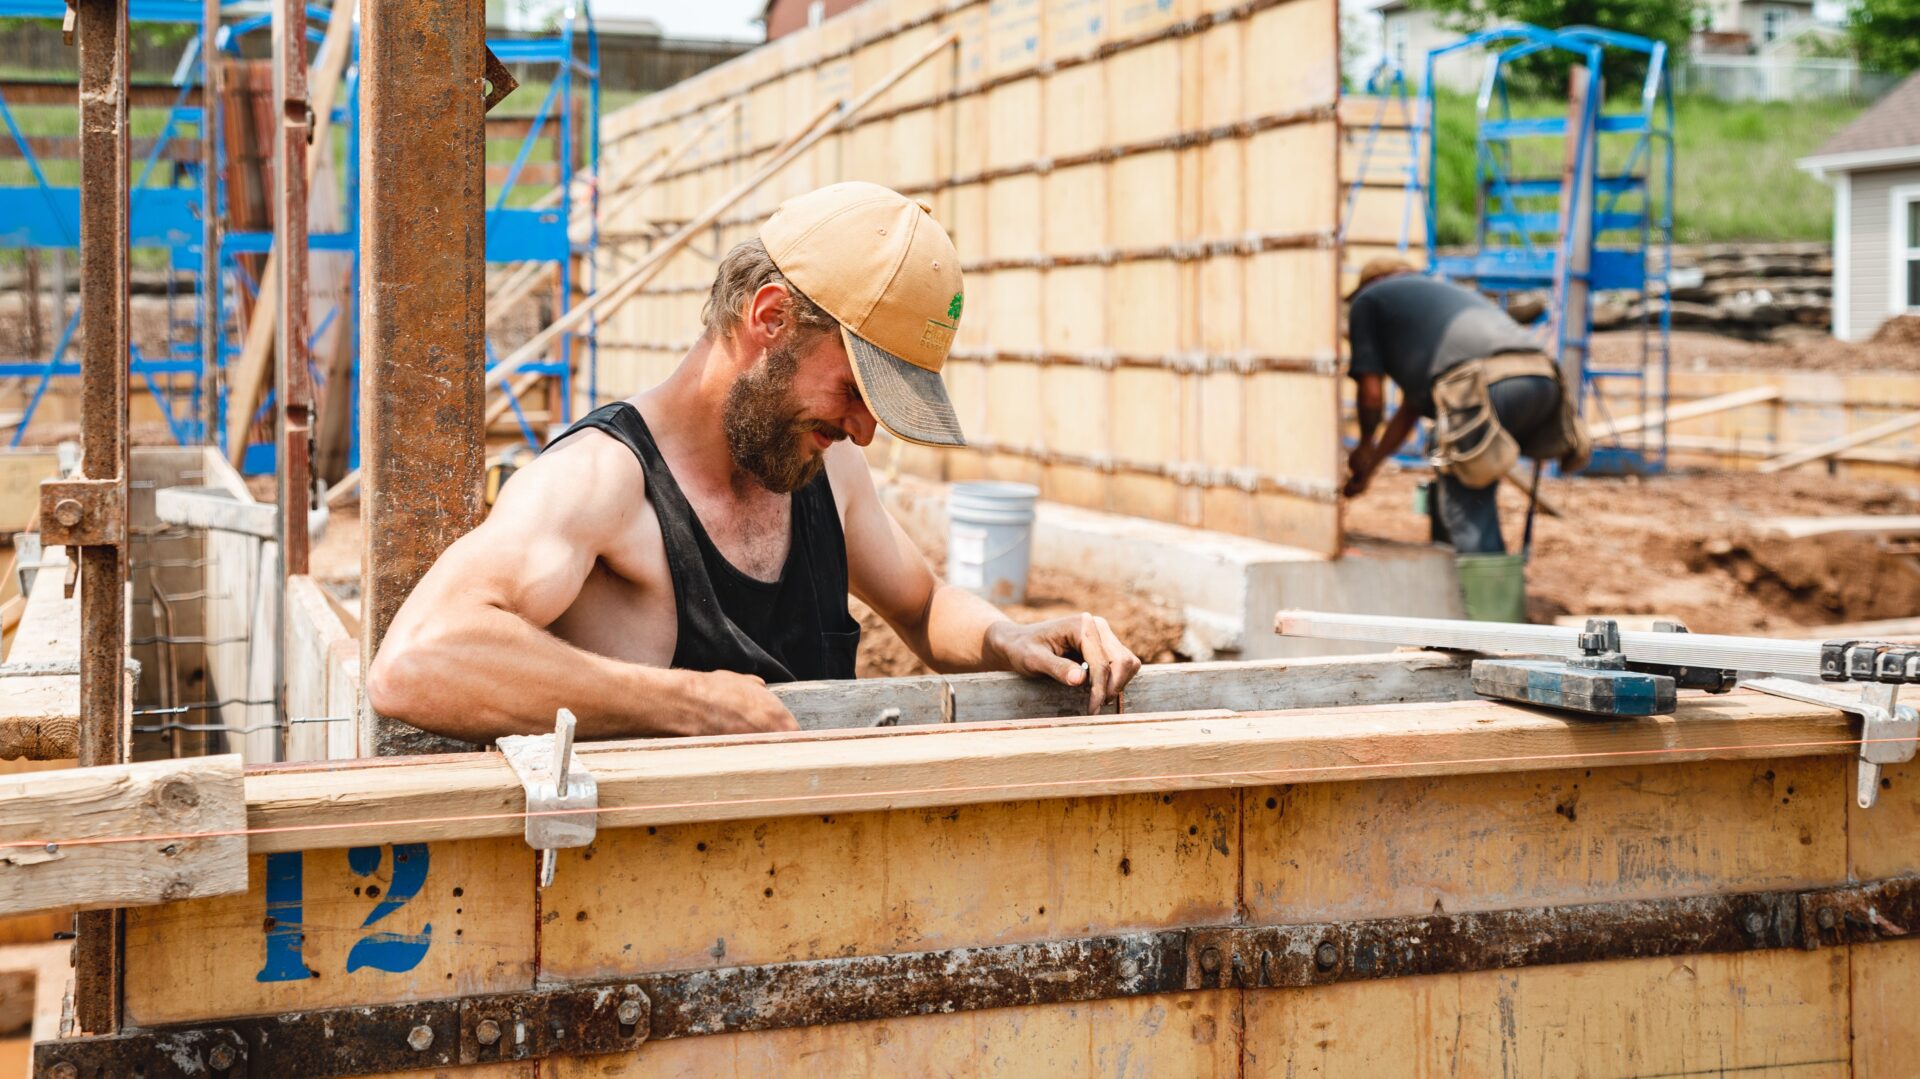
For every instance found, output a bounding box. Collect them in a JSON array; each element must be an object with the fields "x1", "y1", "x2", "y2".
[{"x1": 685, "y1": 670, "x2": 800, "y2": 734}]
